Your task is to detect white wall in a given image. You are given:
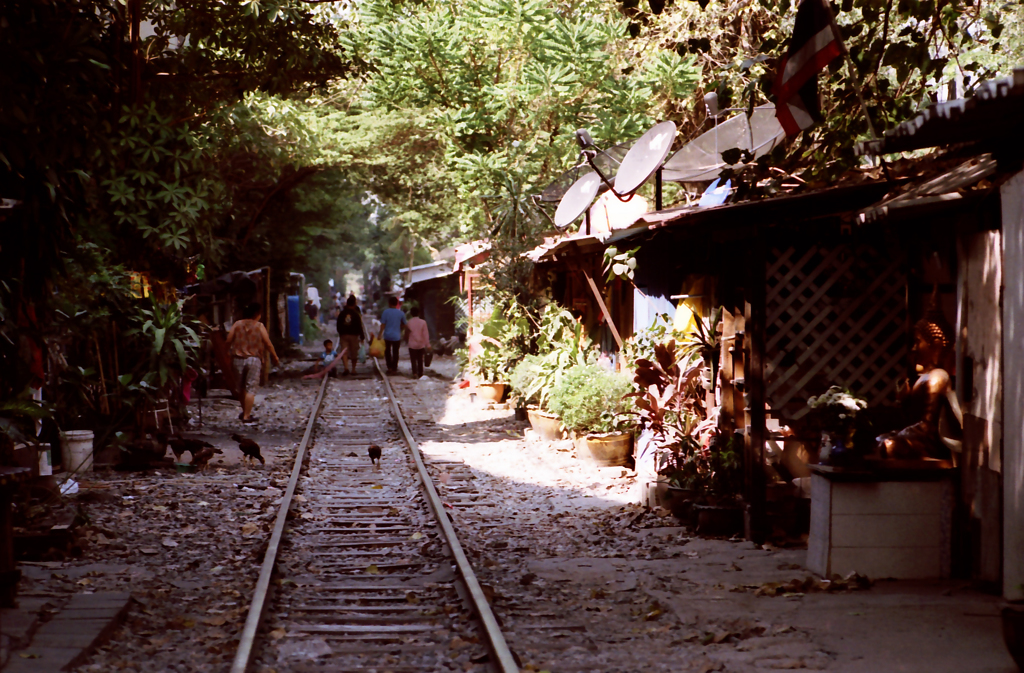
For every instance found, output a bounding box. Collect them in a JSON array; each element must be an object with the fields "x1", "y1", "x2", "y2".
[{"x1": 1002, "y1": 169, "x2": 1024, "y2": 600}]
